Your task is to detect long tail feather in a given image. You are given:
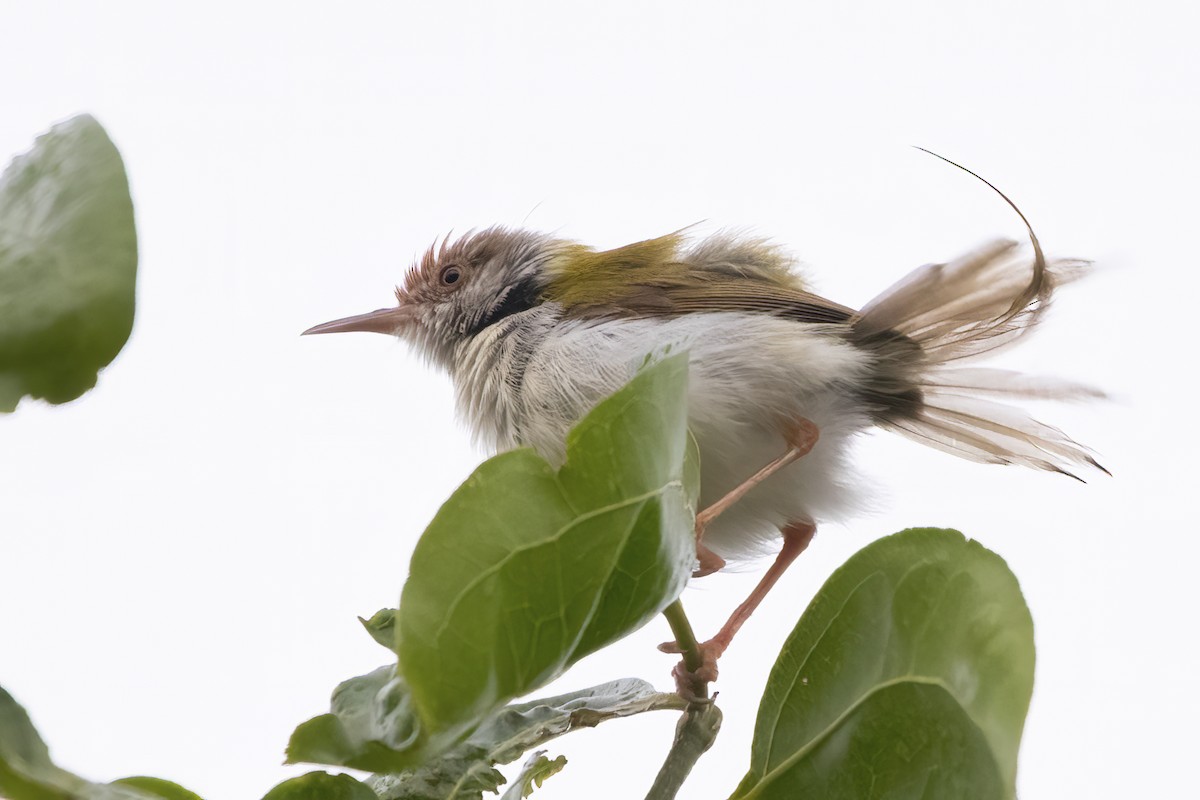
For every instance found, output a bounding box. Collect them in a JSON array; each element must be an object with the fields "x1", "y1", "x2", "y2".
[{"x1": 852, "y1": 153, "x2": 1106, "y2": 477}]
